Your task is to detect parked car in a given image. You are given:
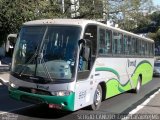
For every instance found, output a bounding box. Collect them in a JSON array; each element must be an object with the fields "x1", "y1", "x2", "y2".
[{"x1": 153, "y1": 60, "x2": 160, "y2": 77}]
